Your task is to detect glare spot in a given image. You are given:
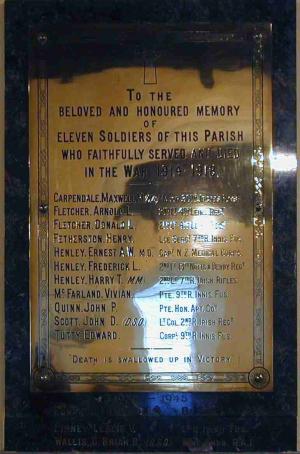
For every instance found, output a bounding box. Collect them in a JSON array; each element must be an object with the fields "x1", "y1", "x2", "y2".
[{"x1": 270, "y1": 149, "x2": 297, "y2": 172}]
